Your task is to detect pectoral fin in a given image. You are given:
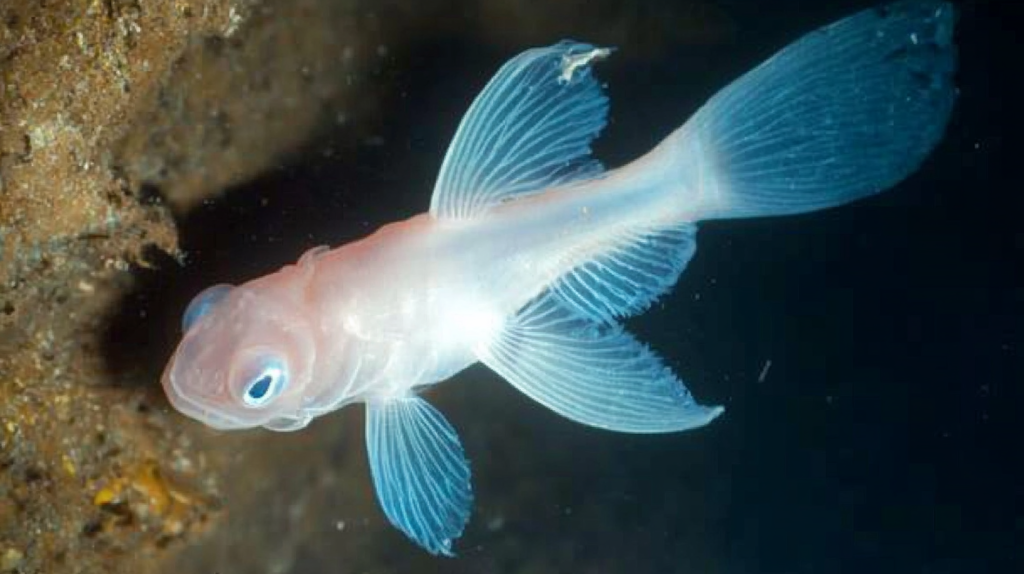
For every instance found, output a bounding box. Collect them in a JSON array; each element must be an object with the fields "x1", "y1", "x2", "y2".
[
  {"x1": 365, "y1": 396, "x2": 472, "y2": 556},
  {"x1": 478, "y1": 295, "x2": 723, "y2": 433},
  {"x1": 552, "y1": 222, "x2": 698, "y2": 324},
  {"x1": 429, "y1": 41, "x2": 612, "y2": 220}
]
